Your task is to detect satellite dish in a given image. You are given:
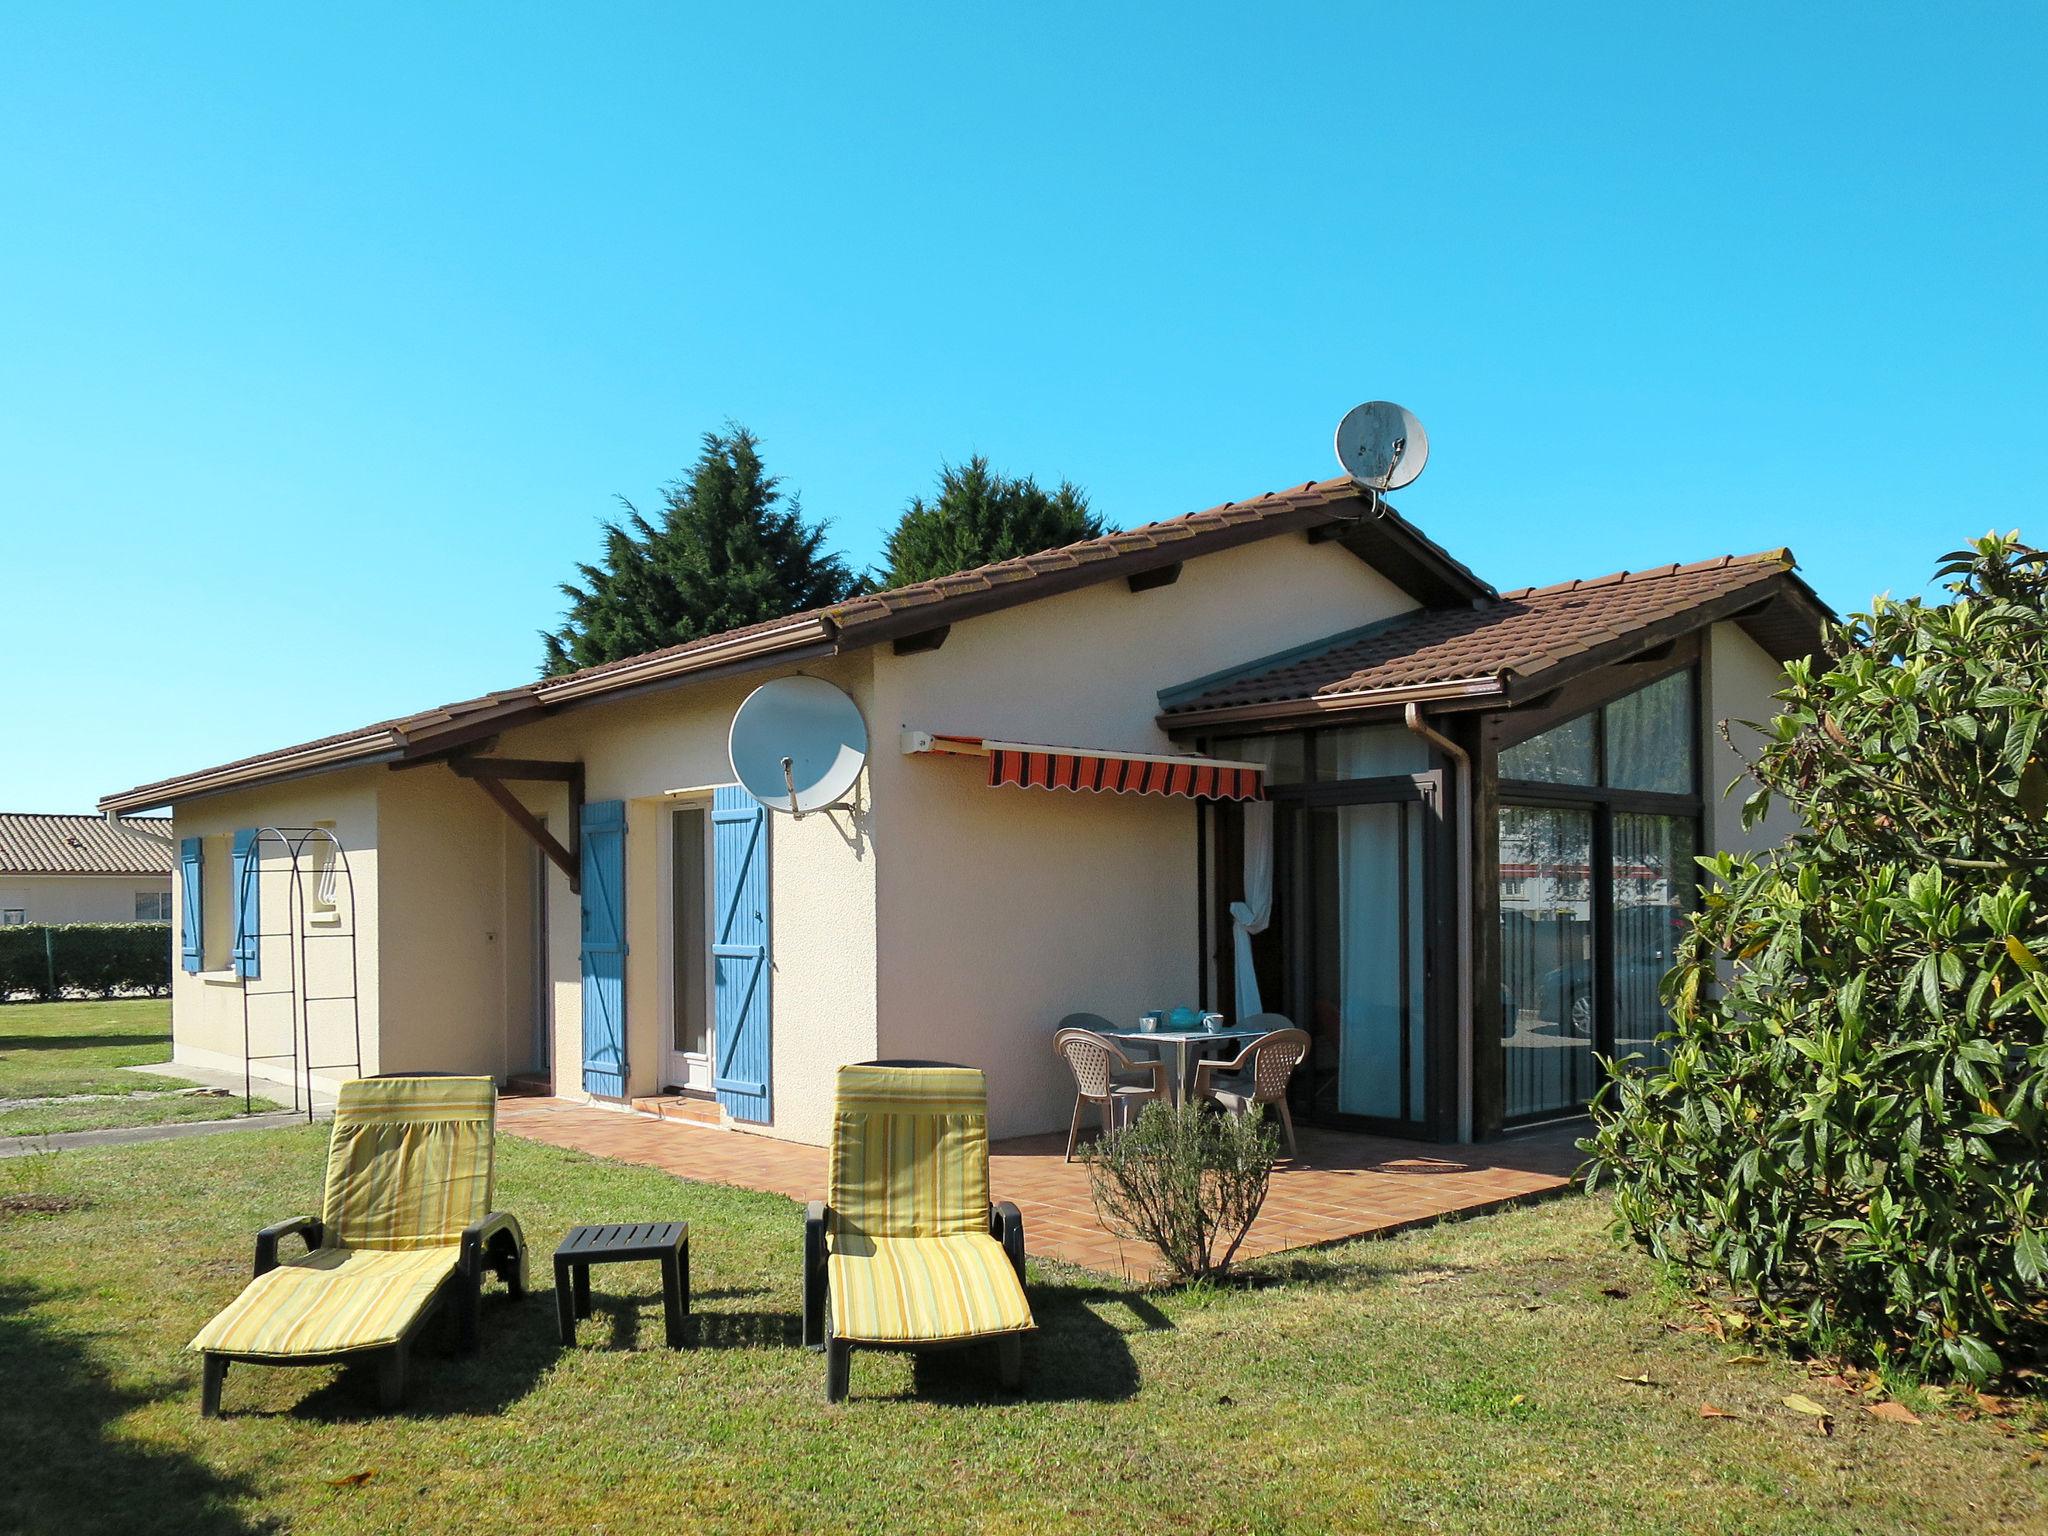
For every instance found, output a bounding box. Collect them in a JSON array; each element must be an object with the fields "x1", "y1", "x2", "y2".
[
  {"x1": 729, "y1": 676, "x2": 868, "y2": 817},
  {"x1": 1334, "y1": 401, "x2": 1429, "y2": 492}
]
